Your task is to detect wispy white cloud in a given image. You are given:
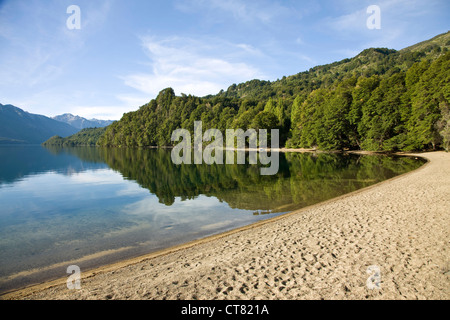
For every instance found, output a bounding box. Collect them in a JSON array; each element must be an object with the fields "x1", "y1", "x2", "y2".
[
  {"x1": 174, "y1": 0, "x2": 290, "y2": 24},
  {"x1": 0, "y1": 0, "x2": 121, "y2": 118},
  {"x1": 70, "y1": 105, "x2": 132, "y2": 121},
  {"x1": 122, "y1": 36, "x2": 266, "y2": 97},
  {"x1": 70, "y1": 169, "x2": 123, "y2": 185},
  {"x1": 322, "y1": 7, "x2": 367, "y2": 33},
  {"x1": 318, "y1": 0, "x2": 445, "y2": 48},
  {"x1": 0, "y1": 0, "x2": 113, "y2": 88},
  {"x1": 1, "y1": 0, "x2": 446, "y2": 121}
]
